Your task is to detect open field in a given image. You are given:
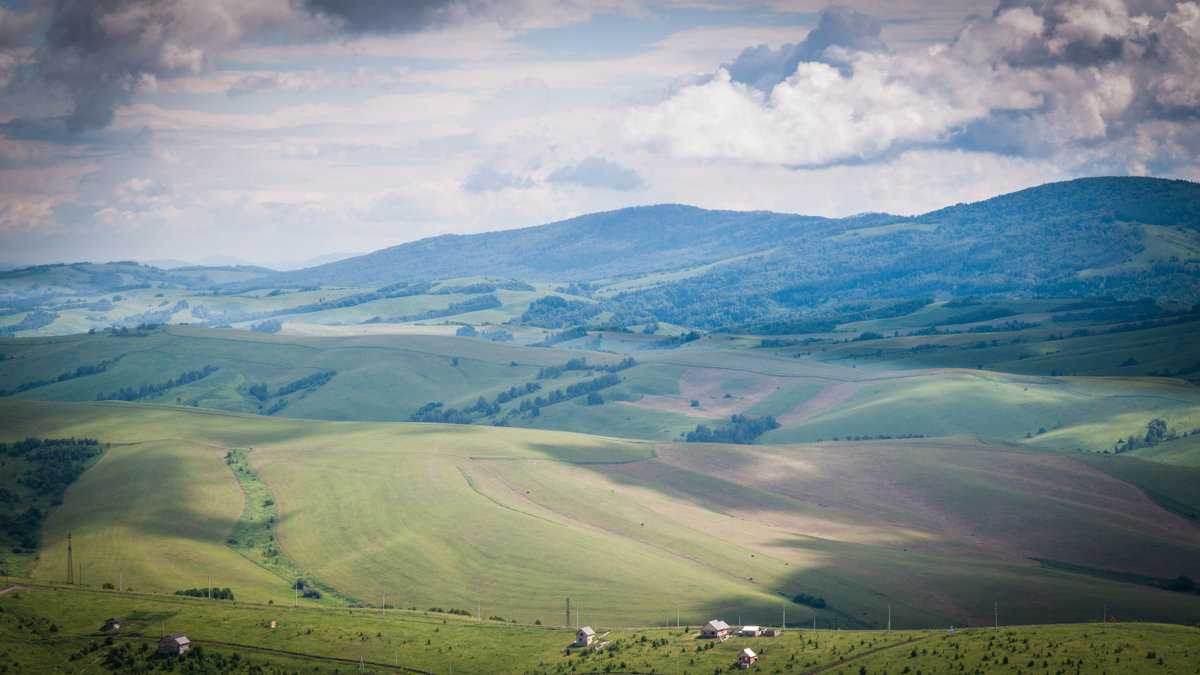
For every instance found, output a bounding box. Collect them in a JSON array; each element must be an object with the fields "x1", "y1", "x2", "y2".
[
  {"x1": 2, "y1": 584, "x2": 1200, "y2": 674},
  {"x1": 2, "y1": 398, "x2": 1200, "y2": 632},
  {"x1": 5, "y1": 324, "x2": 1197, "y2": 456}
]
